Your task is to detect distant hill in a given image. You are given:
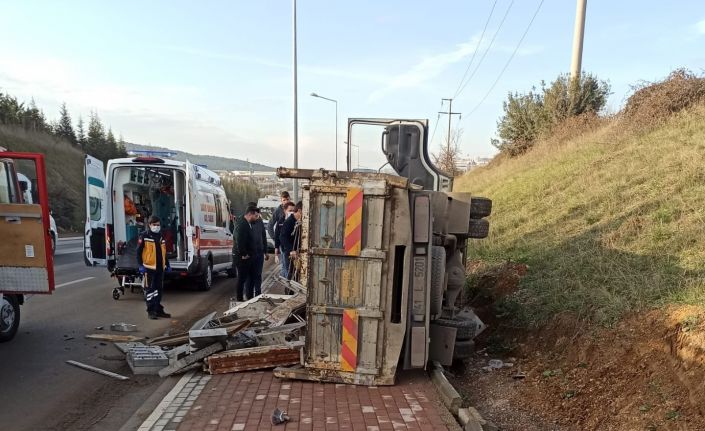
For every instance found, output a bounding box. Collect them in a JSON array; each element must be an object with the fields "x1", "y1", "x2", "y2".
[{"x1": 125, "y1": 143, "x2": 273, "y2": 171}]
